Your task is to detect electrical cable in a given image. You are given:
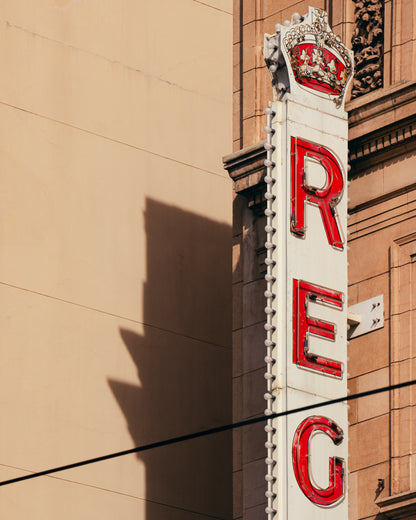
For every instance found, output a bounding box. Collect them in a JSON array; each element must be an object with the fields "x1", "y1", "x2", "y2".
[{"x1": 1, "y1": 378, "x2": 415, "y2": 487}]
